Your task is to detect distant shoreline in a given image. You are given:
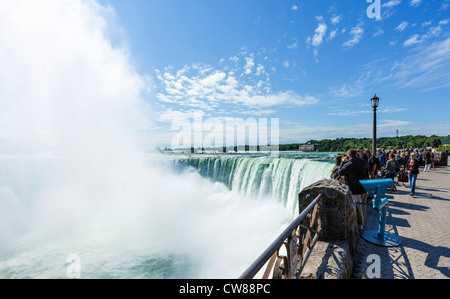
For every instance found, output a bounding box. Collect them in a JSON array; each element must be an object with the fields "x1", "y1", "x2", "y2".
[{"x1": 160, "y1": 134, "x2": 450, "y2": 153}]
